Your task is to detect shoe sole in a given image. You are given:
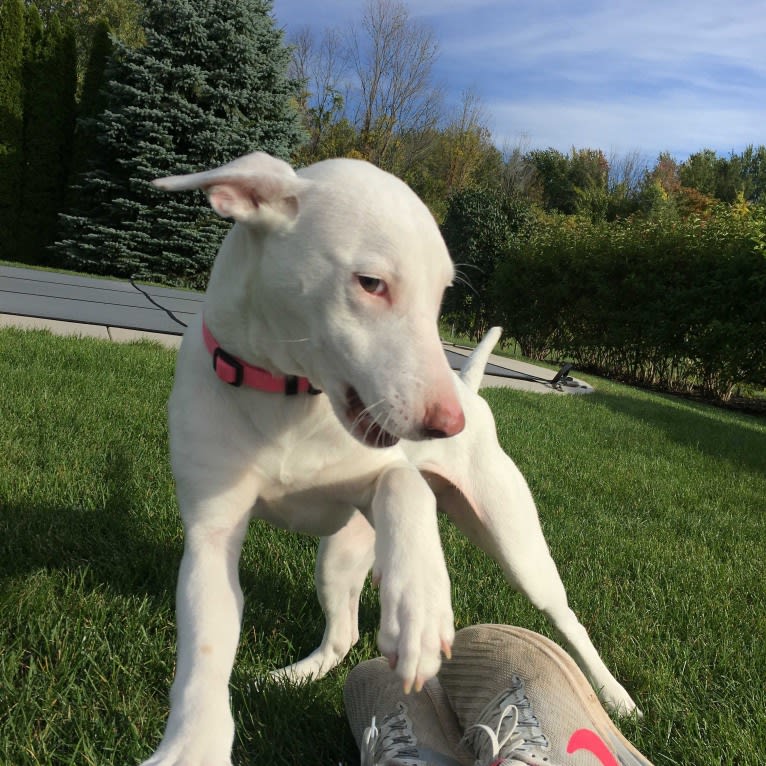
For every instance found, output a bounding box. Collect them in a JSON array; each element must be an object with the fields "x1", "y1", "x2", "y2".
[{"x1": 440, "y1": 624, "x2": 653, "y2": 766}]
